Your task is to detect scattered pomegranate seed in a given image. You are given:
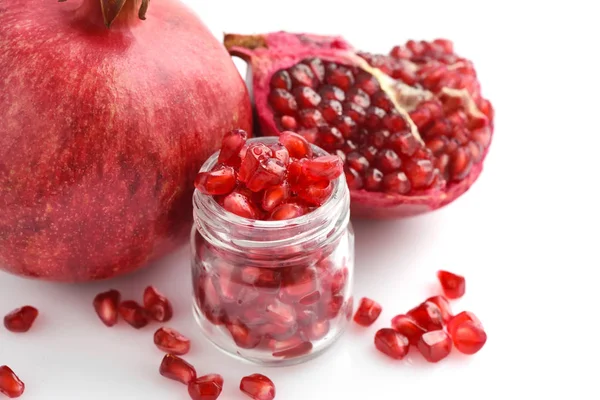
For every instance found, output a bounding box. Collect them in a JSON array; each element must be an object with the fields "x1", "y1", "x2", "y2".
[
  {"x1": 159, "y1": 354, "x2": 197, "y2": 385},
  {"x1": 437, "y1": 270, "x2": 466, "y2": 299},
  {"x1": 118, "y1": 300, "x2": 149, "y2": 329},
  {"x1": 447, "y1": 311, "x2": 482, "y2": 337},
  {"x1": 154, "y1": 327, "x2": 191, "y2": 355},
  {"x1": 417, "y1": 330, "x2": 452, "y2": 363},
  {"x1": 391, "y1": 314, "x2": 426, "y2": 345},
  {"x1": 451, "y1": 320, "x2": 487, "y2": 355},
  {"x1": 425, "y1": 295, "x2": 453, "y2": 323},
  {"x1": 3, "y1": 306, "x2": 38, "y2": 333},
  {"x1": 188, "y1": 374, "x2": 224, "y2": 400},
  {"x1": 374, "y1": 328, "x2": 410, "y2": 360},
  {"x1": 240, "y1": 374, "x2": 276, "y2": 400},
  {"x1": 93, "y1": 289, "x2": 121, "y2": 327},
  {"x1": 407, "y1": 301, "x2": 444, "y2": 331},
  {"x1": 144, "y1": 286, "x2": 174, "y2": 322},
  {"x1": 353, "y1": 297, "x2": 382, "y2": 327},
  {"x1": 0, "y1": 366, "x2": 24, "y2": 398}
]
